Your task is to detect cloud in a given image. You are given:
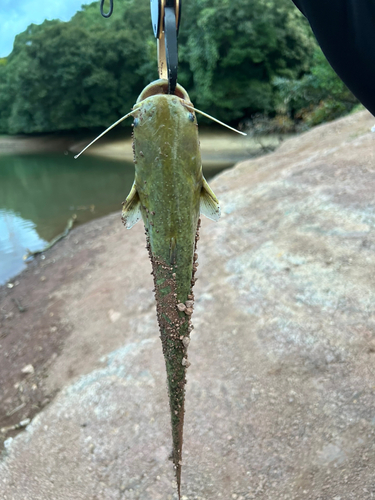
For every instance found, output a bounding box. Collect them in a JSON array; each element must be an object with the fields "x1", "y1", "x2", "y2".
[{"x1": 0, "y1": 0, "x2": 96, "y2": 57}]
